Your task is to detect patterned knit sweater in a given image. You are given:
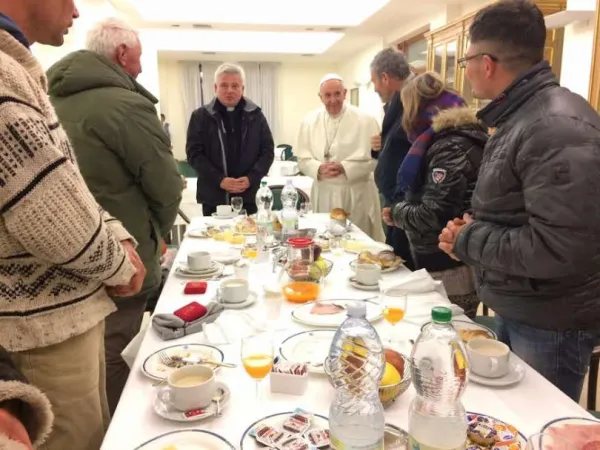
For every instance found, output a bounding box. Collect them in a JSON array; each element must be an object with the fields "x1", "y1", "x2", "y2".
[{"x1": 0, "y1": 31, "x2": 137, "y2": 352}]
